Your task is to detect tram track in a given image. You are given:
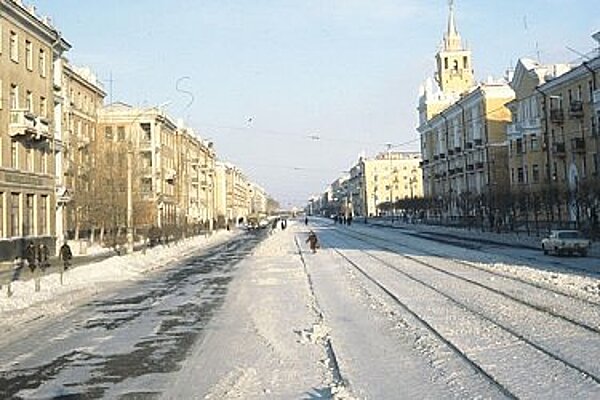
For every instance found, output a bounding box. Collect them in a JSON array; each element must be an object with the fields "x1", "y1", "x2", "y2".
[
  {"x1": 342, "y1": 225, "x2": 600, "y2": 311},
  {"x1": 367, "y1": 222, "x2": 600, "y2": 277},
  {"x1": 320, "y1": 230, "x2": 600, "y2": 396}
]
